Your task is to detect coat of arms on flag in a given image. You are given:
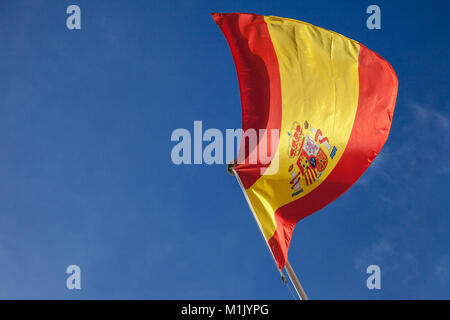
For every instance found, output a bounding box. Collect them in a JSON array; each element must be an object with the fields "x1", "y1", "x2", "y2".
[{"x1": 288, "y1": 121, "x2": 338, "y2": 197}]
